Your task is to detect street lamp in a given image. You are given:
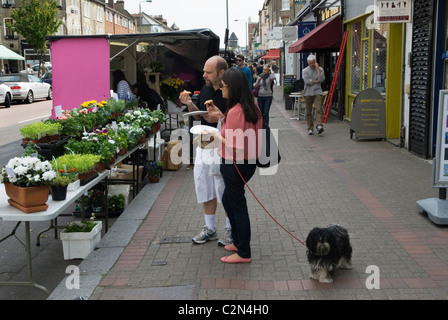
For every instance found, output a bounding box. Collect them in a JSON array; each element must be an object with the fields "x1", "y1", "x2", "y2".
[
  {"x1": 234, "y1": 19, "x2": 248, "y2": 55},
  {"x1": 139, "y1": 0, "x2": 152, "y2": 31}
]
